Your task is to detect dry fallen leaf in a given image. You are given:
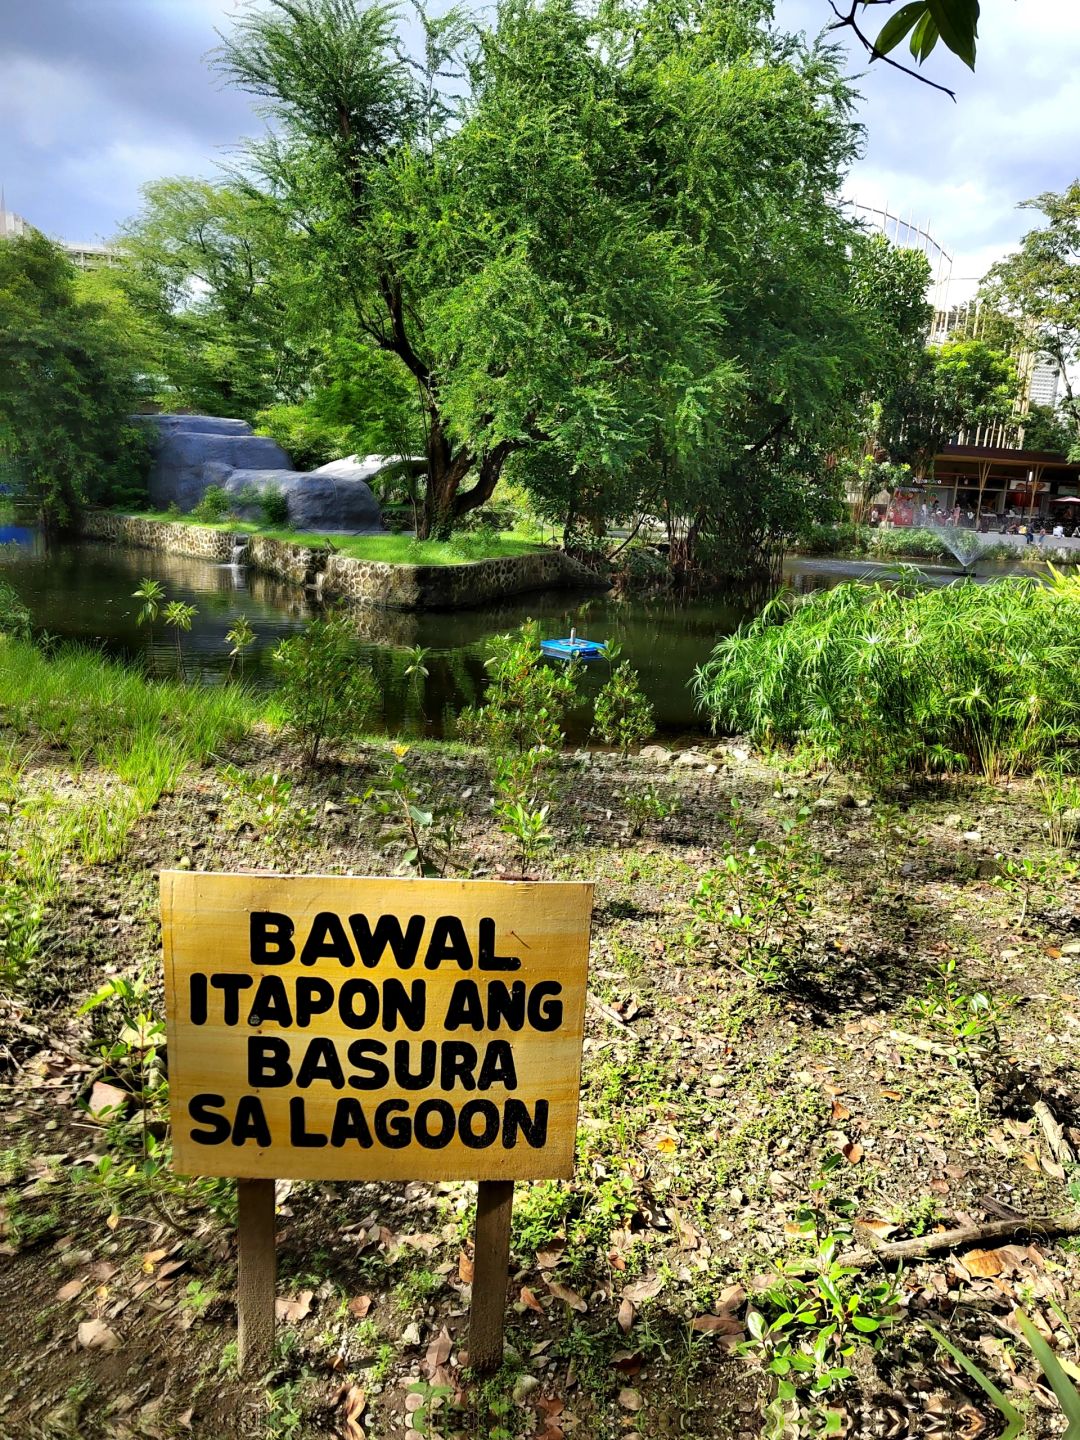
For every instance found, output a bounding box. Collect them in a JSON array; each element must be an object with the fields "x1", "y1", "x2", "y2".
[
  {"x1": 855, "y1": 1219, "x2": 898, "y2": 1241},
  {"x1": 831, "y1": 1100, "x2": 851, "y2": 1122},
  {"x1": 535, "y1": 1239, "x2": 566, "y2": 1269},
  {"x1": 424, "y1": 1325, "x2": 452, "y2": 1374},
  {"x1": 546, "y1": 1280, "x2": 587, "y2": 1313},
  {"x1": 841, "y1": 1142, "x2": 863, "y2": 1165},
  {"x1": 340, "y1": 1382, "x2": 367, "y2": 1440},
  {"x1": 654, "y1": 1136, "x2": 678, "y2": 1154},
  {"x1": 77, "y1": 1318, "x2": 120, "y2": 1351},
  {"x1": 617, "y1": 1298, "x2": 635, "y2": 1333},
  {"x1": 275, "y1": 1290, "x2": 313, "y2": 1324},
  {"x1": 622, "y1": 1273, "x2": 664, "y2": 1304},
  {"x1": 965, "y1": 1249, "x2": 1005, "y2": 1278},
  {"x1": 690, "y1": 1313, "x2": 740, "y2": 1334},
  {"x1": 458, "y1": 1251, "x2": 474, "y2": 1284},
  {"x1": 348, "y1": 1294, "x2": 372, "y2": 1319},
  {"x1": 520, "y1": 1284, "x2": 545, "y2": 1314}
]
